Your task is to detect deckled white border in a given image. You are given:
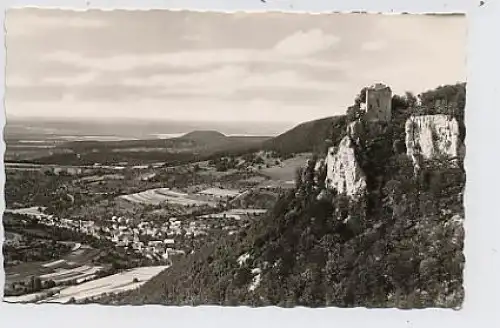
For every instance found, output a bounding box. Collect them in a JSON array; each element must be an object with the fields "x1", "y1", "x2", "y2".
[{"x1": 1, "y1": 1, "x2": 498, "y2": 327}]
